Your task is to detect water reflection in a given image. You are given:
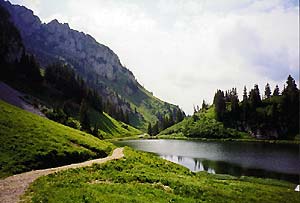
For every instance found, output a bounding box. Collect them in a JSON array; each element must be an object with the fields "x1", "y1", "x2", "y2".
[
  {"x1": 114, "y1": 139, "x2": 300, "y2": 183},
  {"x1": 160, "y1": 154, "x2": 299, "y2": 183}
]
